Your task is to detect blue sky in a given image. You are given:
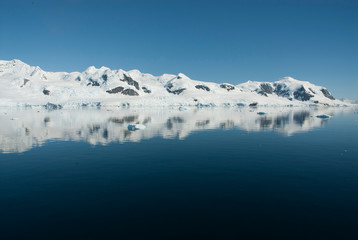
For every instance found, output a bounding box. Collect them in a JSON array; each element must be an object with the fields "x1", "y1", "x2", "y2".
[{"x1": 1, "y1": 0, "x2": 357, "y2": 99}]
